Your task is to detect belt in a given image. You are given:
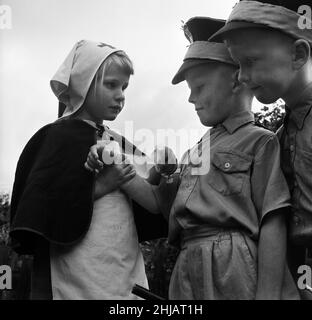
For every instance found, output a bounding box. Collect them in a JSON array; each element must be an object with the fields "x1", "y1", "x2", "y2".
[{"x1": 180, "y1": 225, "x2": 246, "y2": 249}]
